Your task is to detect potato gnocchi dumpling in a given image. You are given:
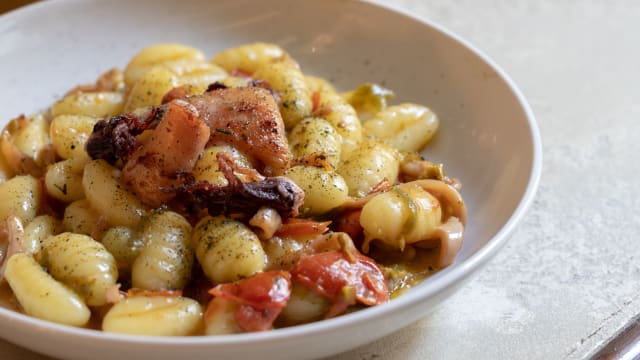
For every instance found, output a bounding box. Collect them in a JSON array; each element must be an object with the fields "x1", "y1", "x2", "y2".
[
  {"x1": 41, "y1": 232, "x2": 118, "y2": 306},
  {"x1": 211, "y1": 42, "x2": 290, "y2": 74},
  {"x1": 62, "y1": 199, "x2": 101, "y2": 235},
  {"x1": 363, "y1": 103, "x2": 439, "y2": 152},
  {"x1": 0, "y1": 114, "x2": 54, "y2": 176},
  {"x1": 45, "y1": 159, "x2": 85, "y2": 202},
  {"x1": 131, "y1": 210, "x2": 194, "y2": 291},
  {"x1": 49, "y1": 114, "x2": 100, "y2": 160},
  {"x1": 125, "y1": 66, "x2": 178, "y2": 112},
  {"x1": 0, "y1": 150, "x2": 12, "y2": 182},
  {"x1": 193, "y1": 216, "x2": 266, "y2": 284},
  {"x1": 3, "y1": 114, "x2": 49, "y2": 161},
  {"x1": 314, "y1": 91, "x2": 363, "y2": 159},
  {"x1": 22, "y1": 215, "x2": 62, "y2": 255},
  {"x1": 52, "y1": 92, "x2": 124, "y2": 119},
  {"x1": 0, "y1": 175, "x2": 41, "y2": 223},
  {"x1": 193, "y1": 145, "x2": 252, "y2": 185},
  {"x1": 253, "y1": 61, "x2": 312, "y2": 129},
  {"x1": 360, "y1": 182, "x2": 442, "y2": 251},
  {"x1": 4, "y1": 253, "x2": 91, "y2": 326},
  {"x1": 203, "y1": 297, "x2": 241, "y2": 335},
  {"x1": 123, "y1": 43, "x2": 207, "y2": 87},
  {"x1": 101, "y1": 226, "x2": 144, "y2": 270},
  {"x1": 285, "y1": 165, "x2": 349, "y2": 215},
  {"x1": 288, "y1": 117, "x2": 342, "y2": 169},
  {"x1": 103, "y1": 295, "x2": 203, "y2": 336},
  {"x1": 304, "y1": 75, "x2": 337, "y2": 94},
  {"x1": 337, "y1": 140, "x2": 400, "y2": 198},
  {"x1": 278, "y1": 283, "x2": 330, "y2": 326},
  {"x1": 82, "y1": 159, "x2": 147, "y2": 228},
  {"x1": 0, "y1": 42, "x2": 465, "y2": 335},
  {"x1": 178, "y1": 63, "x2": 228, "y2": 95}
]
